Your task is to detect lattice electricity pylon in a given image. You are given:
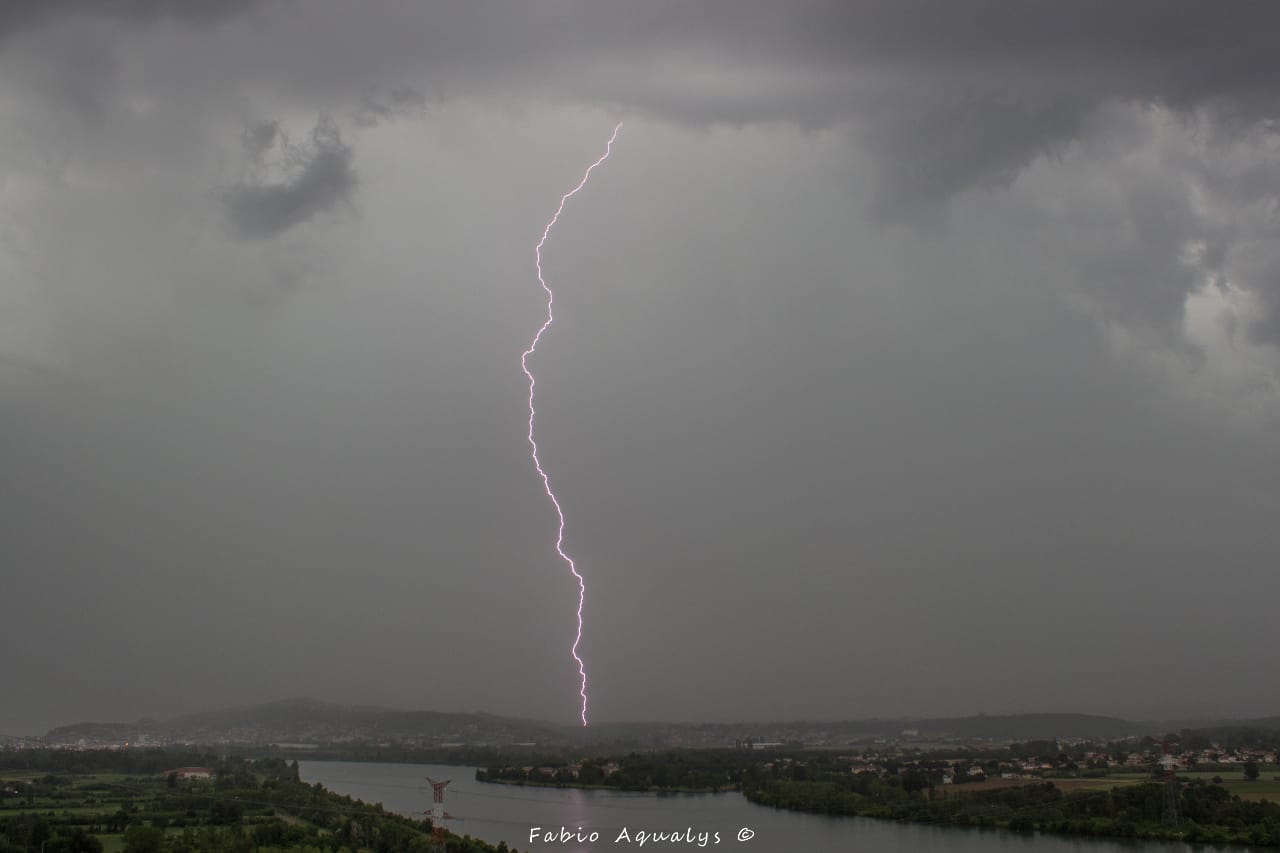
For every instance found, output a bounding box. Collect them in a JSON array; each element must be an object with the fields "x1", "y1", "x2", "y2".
[
  {"x1": 1159, "y1": 738, "x2": 1179, "y2": 828},
  {"x1": 425, "y1": 777, "x2": 456, "y2": 853}
]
